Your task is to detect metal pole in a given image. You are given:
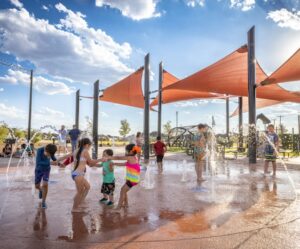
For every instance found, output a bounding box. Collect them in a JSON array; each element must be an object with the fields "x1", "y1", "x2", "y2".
[
  {"x1": 157, "y1": 62, "x2": 163, "y2": 138},
  {"x1": 298, "y1": 115, "x2": 300, "y2": 154},
  {"x1": 292, "y1": 128, "x2": 294, "y2": 151},
  {"x1": 238, "y1": 97, "x2": 243, "y2": 150},
  {"x1": 75, "y1": 89, "x2": 80, "y2": 129},
  {"x1": 278, "y1": 115, "x2": 283, "y2": 134},
  {"x1": 248, "y1": 26, "x2": 257, "y2": 164},
  {"x1": 176, "y1": 111, "x2": 178, "y2": 128},
  {"x1": 27, "y1": 70, "x2": 33, "y2": 141},
  {"x1": 226, "y1": 96, "x2": 229, "y2": 137},
  {"x1": 92, "y1": 80, "x2": 99, "y2": 159},
  {"x1": 143, "y1": 53, "x2": 150, "y2": 162},
  {"x1": 298, "y1": 115, "x2": 300, "y2": 134}
]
